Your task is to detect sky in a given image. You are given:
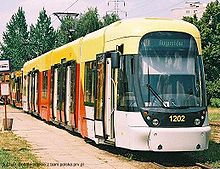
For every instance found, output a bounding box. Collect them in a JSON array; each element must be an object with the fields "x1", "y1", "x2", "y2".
[{"x1": 0, "y1": 0, "x2": 213, "y2": 42}]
